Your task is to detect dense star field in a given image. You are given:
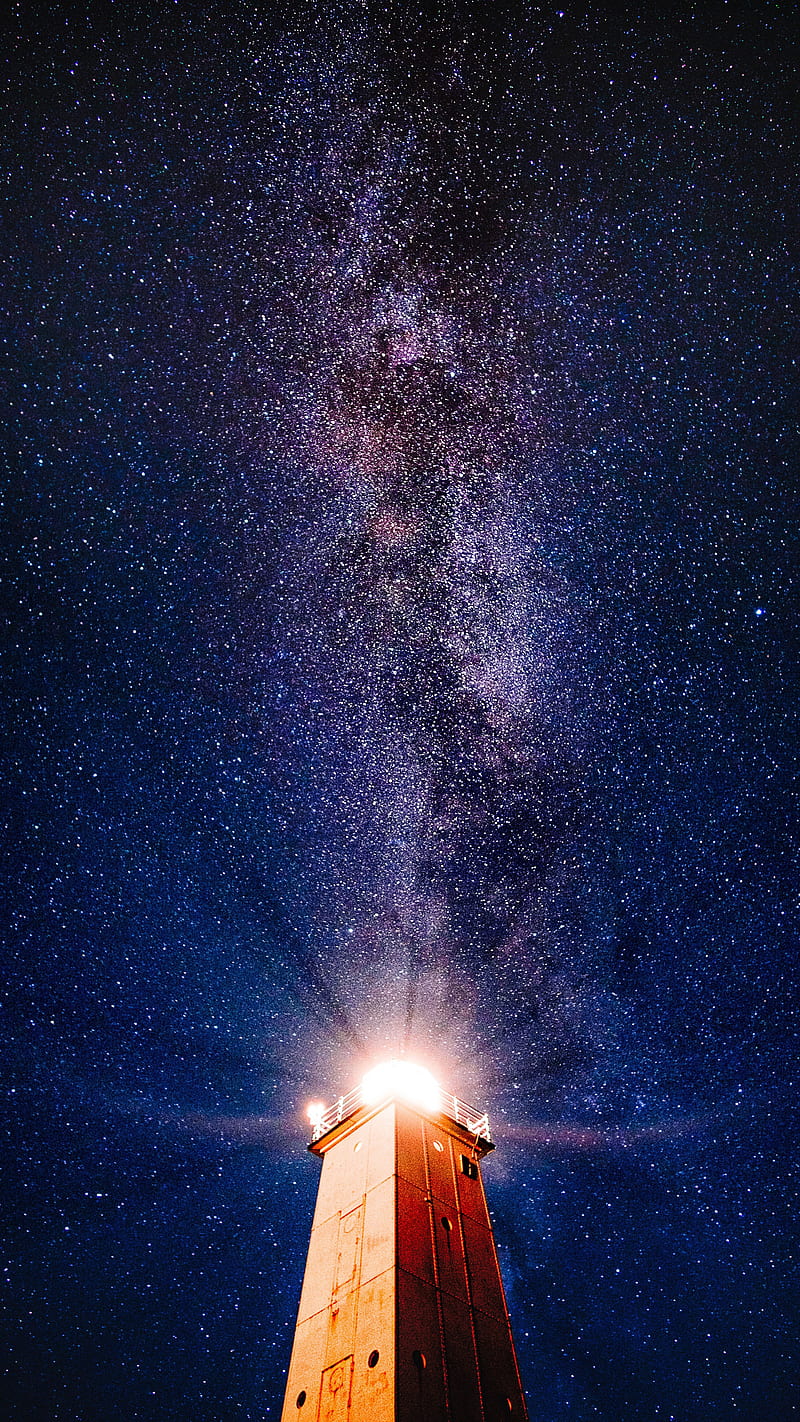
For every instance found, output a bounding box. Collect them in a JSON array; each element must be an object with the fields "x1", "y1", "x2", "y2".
[{"x1": 2, "y1": 1, "x2": 797, "y2": 1417}]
